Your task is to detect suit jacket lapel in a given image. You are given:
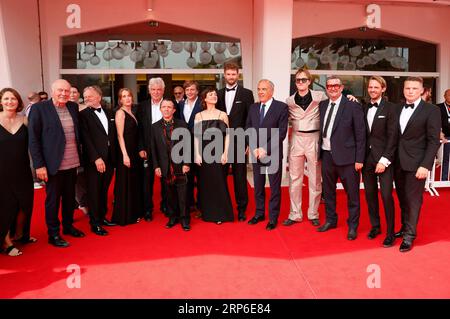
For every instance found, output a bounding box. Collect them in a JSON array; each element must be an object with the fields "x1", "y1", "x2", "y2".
[
  {"x1": 403, "y1": 100, "x2": 424, "y2": 135},
  {"x1": 261, "y1": 100, "x2": 277, "y2": 126},
  {"x1": 331, "y1": 98, "x2": 345, "y2": 136},
  {"x1": 92, "y1": 108, "x2": 108, "y2": 136},
  {"x1": 228, "y1": 86, "x2": 240, "y2": 117}
]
